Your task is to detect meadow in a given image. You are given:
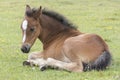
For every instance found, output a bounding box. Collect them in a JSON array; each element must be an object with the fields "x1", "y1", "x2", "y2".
[{"x1": 0, "y1": 0, "x2": 120, "y2": 80}]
